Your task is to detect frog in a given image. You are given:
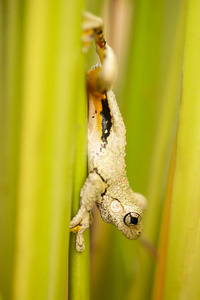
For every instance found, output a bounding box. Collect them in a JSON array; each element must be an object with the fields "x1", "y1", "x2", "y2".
[{"x1": 70, "y1": 11, "x2": 147, "y2": 252}]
